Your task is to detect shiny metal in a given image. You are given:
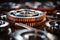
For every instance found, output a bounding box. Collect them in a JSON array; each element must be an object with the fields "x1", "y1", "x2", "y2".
[
  {"x1": 12, "y1": 23, "x2": 57, "y2": 40},
  {"x1": 25, "y1": 2, "x2": 42, "y2": 8},
  {"x1": 45, "y1": 20, "x2": 60, "y2": 33},
  {"x1": 0, "y1": 15, "x2": 7, "y2": 20},
  {"x1": 8, "y1": 9, "x2": 44, "y2": 18},
  {"x1": 12, "y1": 29, "x2": 48, "y2": 40},
  {"x1": 8, "y1": 2, "x2": 21, "y2": 9},
  {"x1": 12, "y1": 28, "x2": 57, "y2": 40},
  {"x1": 7, "y1": 9, "x2": 46, "y2": 26},
  {"x1": 51, "y1": 10, "x2": 60, "y2": 19},
  {"x1": 43, "y1": 1, "x2": 55, "y2": 8},
  {"x1": 57, "y1": 1, "x2": 60, "y2": 5},
  {"x1": 0, "y1": 20, "x2": 9, "y2": 28}
]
